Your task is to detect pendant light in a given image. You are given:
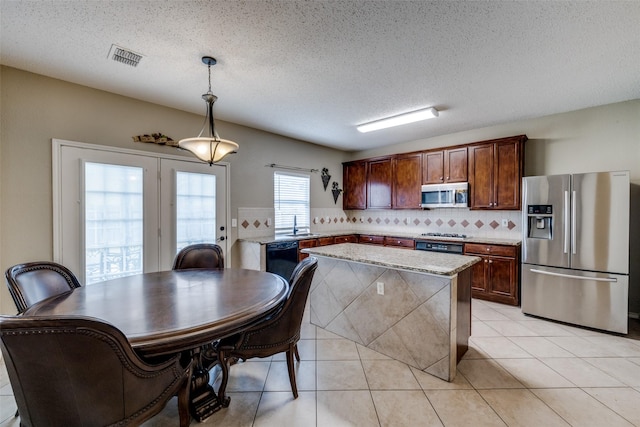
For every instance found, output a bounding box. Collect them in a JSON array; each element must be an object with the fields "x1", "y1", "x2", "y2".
[{"x1": 178, "y1": 56, "x2": 238, "y2": 165}]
